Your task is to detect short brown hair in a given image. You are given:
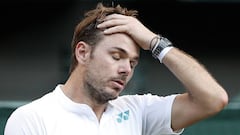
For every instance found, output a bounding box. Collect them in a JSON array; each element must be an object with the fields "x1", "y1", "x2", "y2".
[{"x1": 69, "y1": 2, "x2": 138, "y2": 74}]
